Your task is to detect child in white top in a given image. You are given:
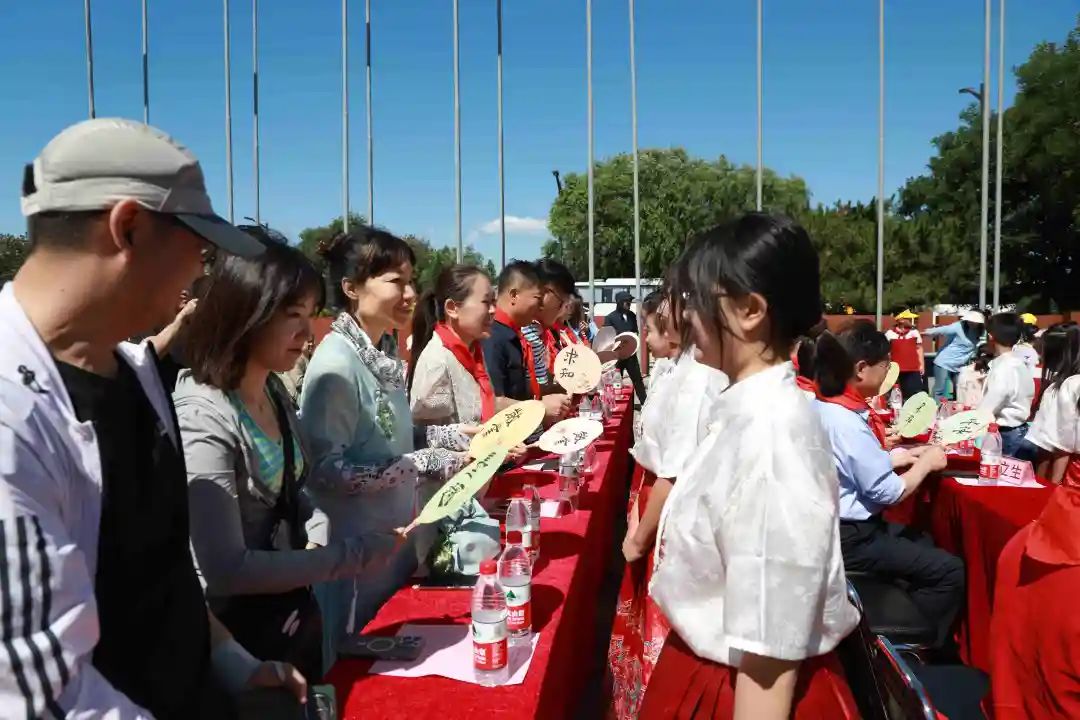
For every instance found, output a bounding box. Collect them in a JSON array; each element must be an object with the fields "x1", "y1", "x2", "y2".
[
  {"x1": 979, "y1": 313, "x2": 1036, "y2": 460},
  {"x1": 1027, "y1": 323, "x2": 1080, "y2": 484},
  {"x1": 641, "y1": 214, "x2": 858, "y2": 720}
]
